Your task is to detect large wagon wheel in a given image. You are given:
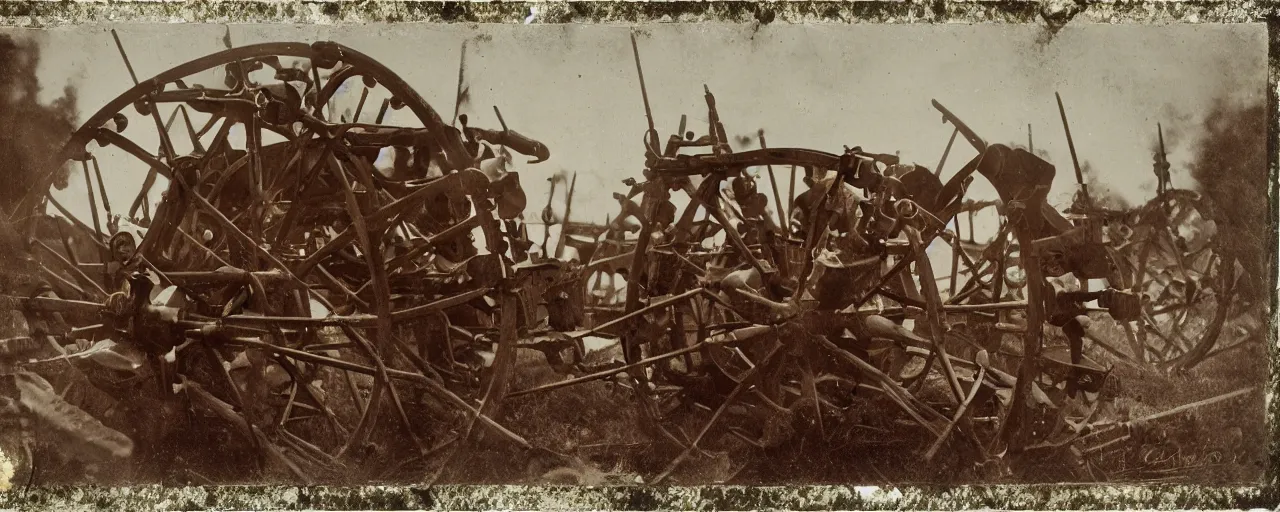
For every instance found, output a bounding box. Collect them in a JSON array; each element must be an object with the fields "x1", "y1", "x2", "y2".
[
  {"x1": 588, "y1": 163, "x2": 1020, "y2": 481},
  {"x1": 600, "y1": 94, "x2": 1146, "y2": 482},
  {"x1": 872, "y1": 108, "x2": 1143, "y2": 464},
  {"x1": 820, "y1": 151, "x2": 1096, "y2": 460},
  {"x1": 8, "y1": 40, "x2": 528, "y2": 484},
  {"x1": 1114, "y1": 189, "x2": 1247, "y2": 373},
  {"x1": 512, "y1": 92, "x2": 996, "y2": 482}
]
